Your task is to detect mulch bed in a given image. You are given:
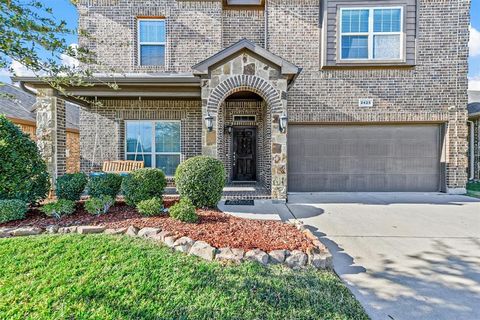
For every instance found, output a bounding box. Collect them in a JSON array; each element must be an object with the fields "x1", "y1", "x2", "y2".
[{"x1": 0, "y1": 200, "x2": 314, "y2": 252}]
